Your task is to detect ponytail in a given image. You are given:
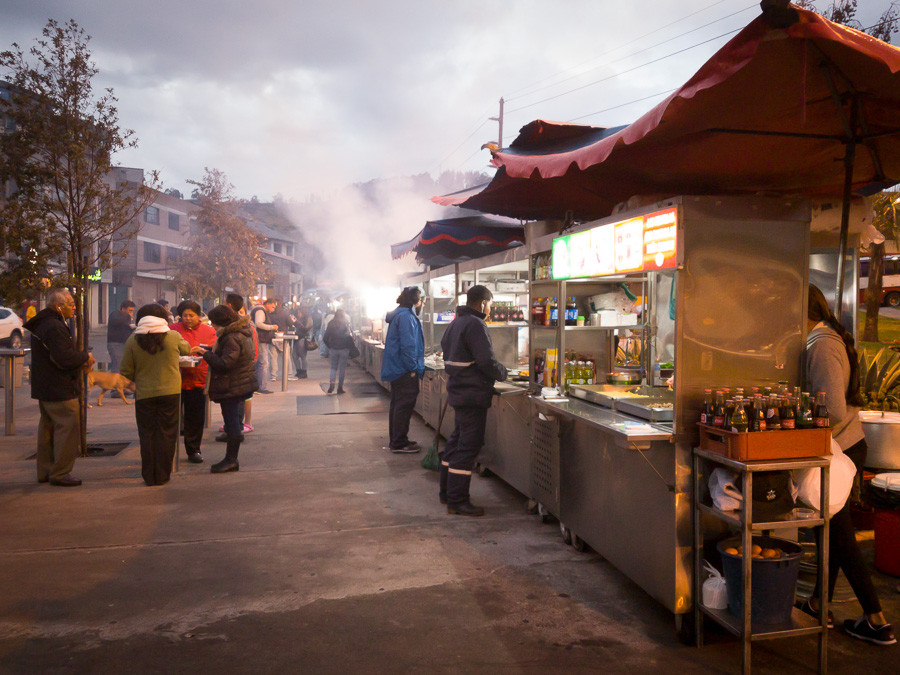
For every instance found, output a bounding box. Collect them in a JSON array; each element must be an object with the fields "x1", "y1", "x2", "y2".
[{"x1": 808, "y1": 284, "x2": 865, "y2": 407}]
